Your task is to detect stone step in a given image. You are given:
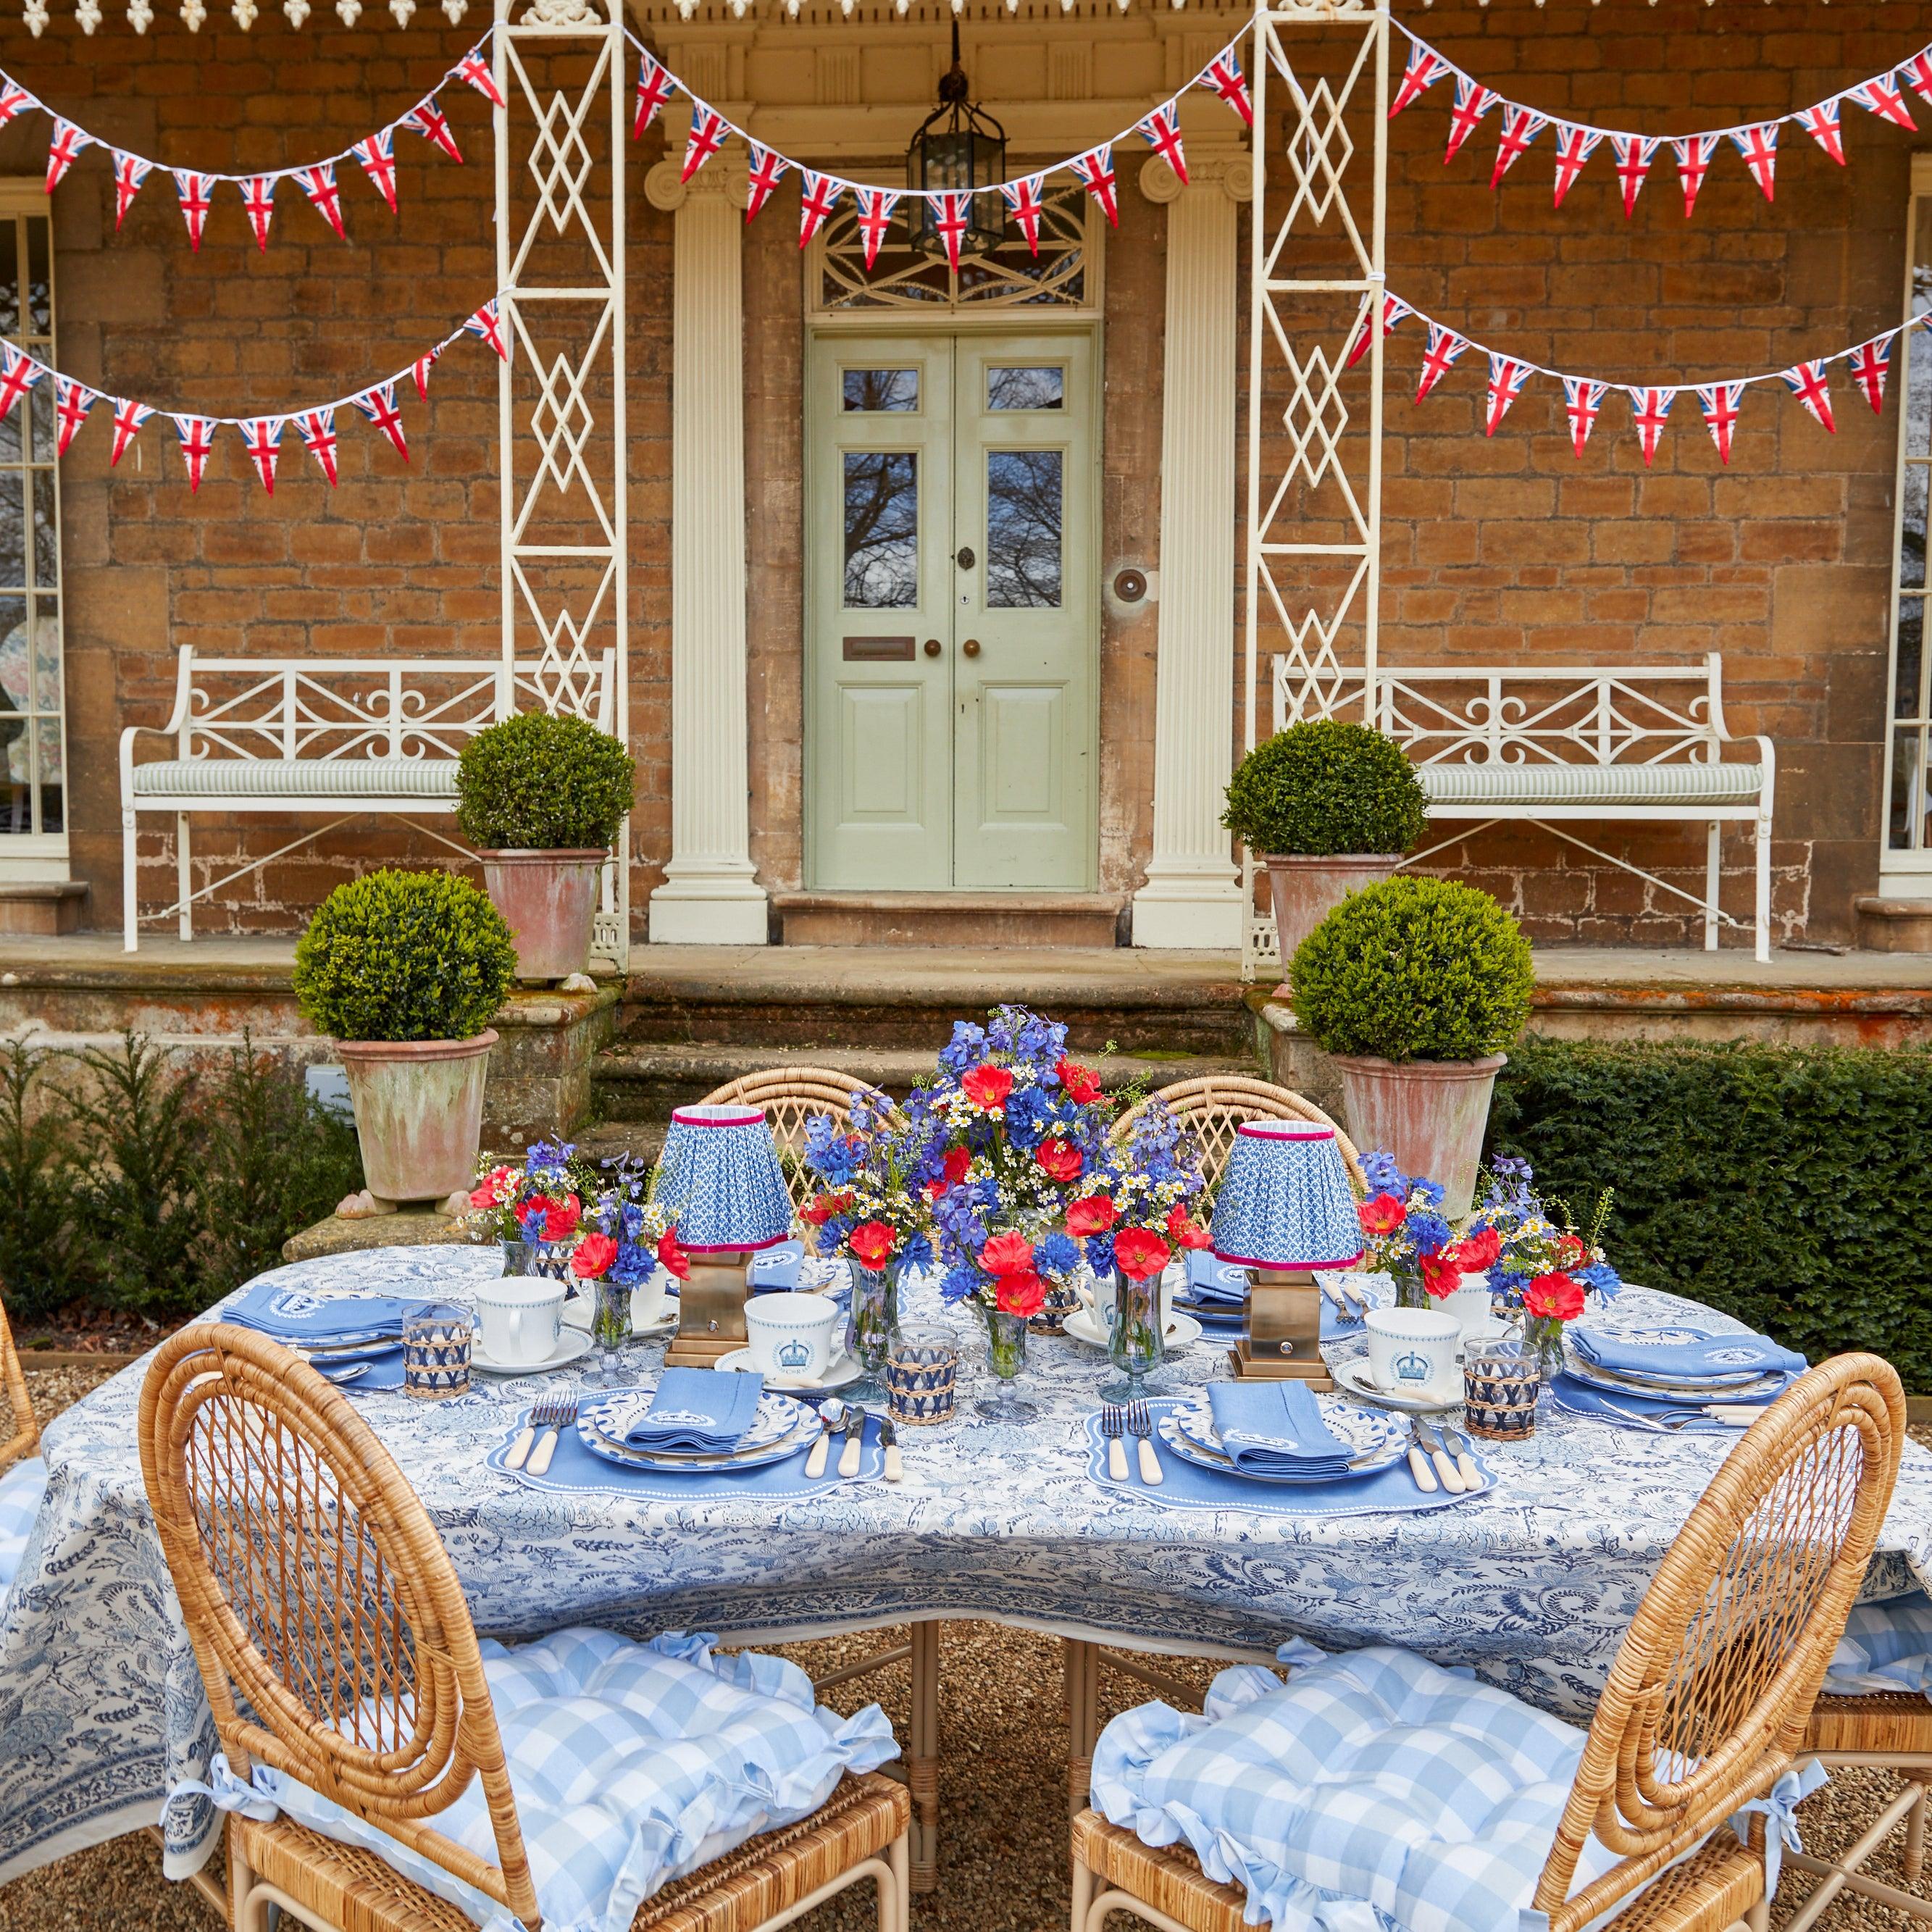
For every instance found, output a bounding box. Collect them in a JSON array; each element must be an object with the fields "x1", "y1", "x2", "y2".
[{"x1": 770, "y1": 892, "x2": 1124, "y2": 949}]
